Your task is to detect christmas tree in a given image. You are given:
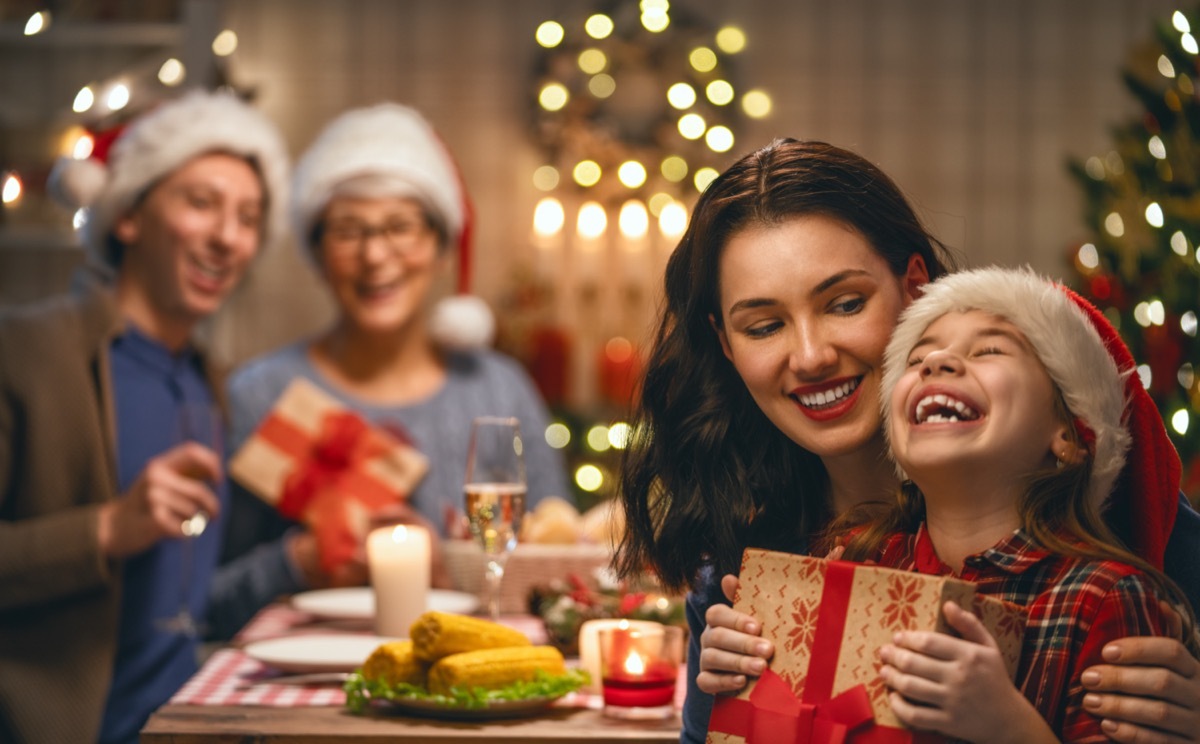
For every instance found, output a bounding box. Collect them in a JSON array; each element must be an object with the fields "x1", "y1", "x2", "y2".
[{"x1": 1068, "y1": 7, "x2": 1200, "y2": 497}]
